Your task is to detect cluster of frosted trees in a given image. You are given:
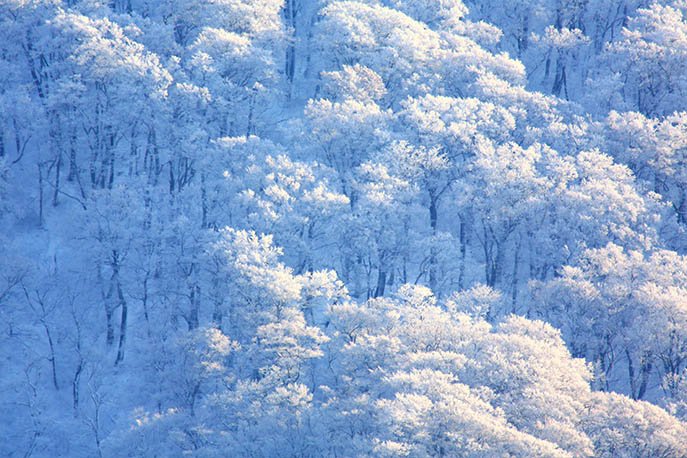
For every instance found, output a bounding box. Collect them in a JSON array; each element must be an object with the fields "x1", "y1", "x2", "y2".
[{"x1": 3, "y1": 0, "x2": 687, "y2": 456}]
